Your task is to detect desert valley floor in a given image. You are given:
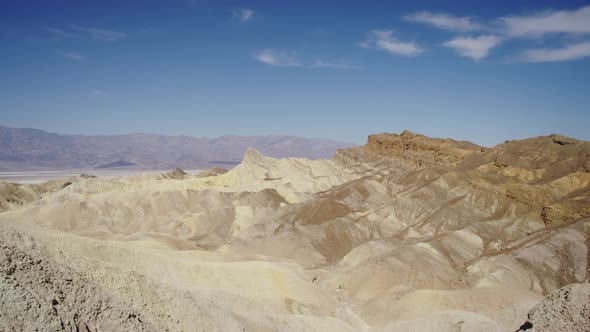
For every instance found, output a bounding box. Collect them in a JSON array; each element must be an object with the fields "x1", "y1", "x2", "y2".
[{"x1": 1, "y1": 131, "x2": 589, "y2": 331}]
